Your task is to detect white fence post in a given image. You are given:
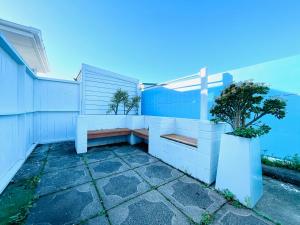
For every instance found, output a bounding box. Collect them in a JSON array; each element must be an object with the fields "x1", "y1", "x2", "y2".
[
  {"x1": 200, "y1": 67, "x2": 208, "y2": 121},
  {"x1": 137, "y1": 83, "x2": 142, "y2": 115}
]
